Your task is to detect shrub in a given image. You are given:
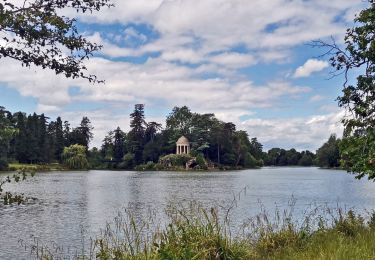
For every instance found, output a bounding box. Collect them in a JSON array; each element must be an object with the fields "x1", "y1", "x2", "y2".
[
  {"x1": 134, "y1": 161, "x2": 162, "y2": 171},
  {"x1": 118, "y1": 153, "x2": 135, "y2": 169},
  {"x1": 159, "y1": 154, "x2": 193, "y2": 168},
  {"x1": 62, "y1": 144, "x2": 89, "y2": 170}
]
